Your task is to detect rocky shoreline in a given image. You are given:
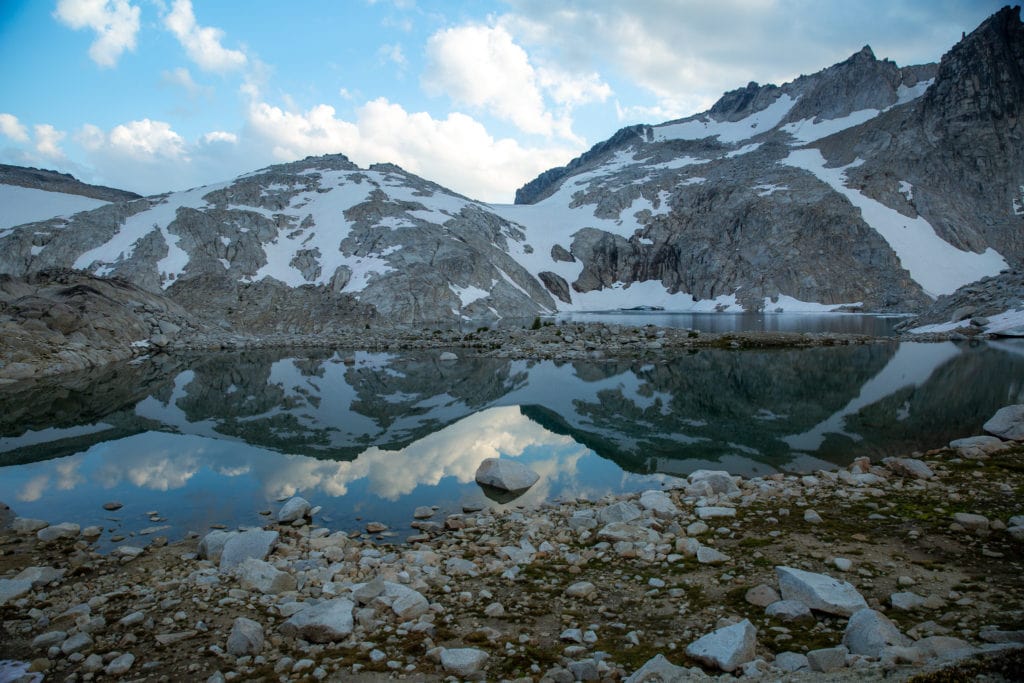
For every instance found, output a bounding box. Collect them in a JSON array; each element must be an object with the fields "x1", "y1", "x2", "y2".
[{"x1": 1, "y1": 412, "x2": 1022, "y2": 681}]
